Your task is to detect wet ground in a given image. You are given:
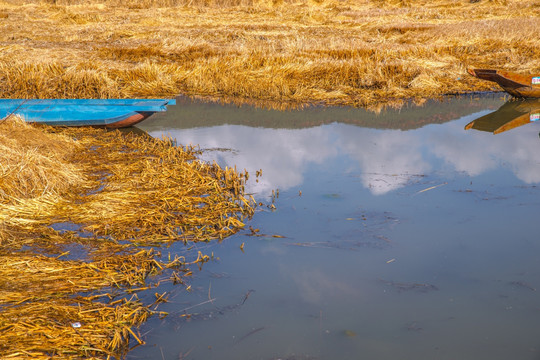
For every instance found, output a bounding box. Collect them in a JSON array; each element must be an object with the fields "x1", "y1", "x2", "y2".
[{"x1": 130, "y1": 94, "x2": 540, "y2": 360}]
